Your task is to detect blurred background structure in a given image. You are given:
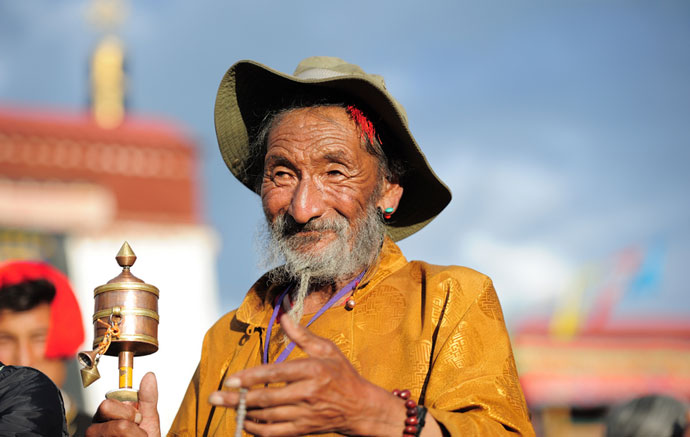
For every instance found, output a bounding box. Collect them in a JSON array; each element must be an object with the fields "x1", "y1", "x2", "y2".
[{"x1": 1, "y1": 0, "x2": 688, "y2": 435}]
